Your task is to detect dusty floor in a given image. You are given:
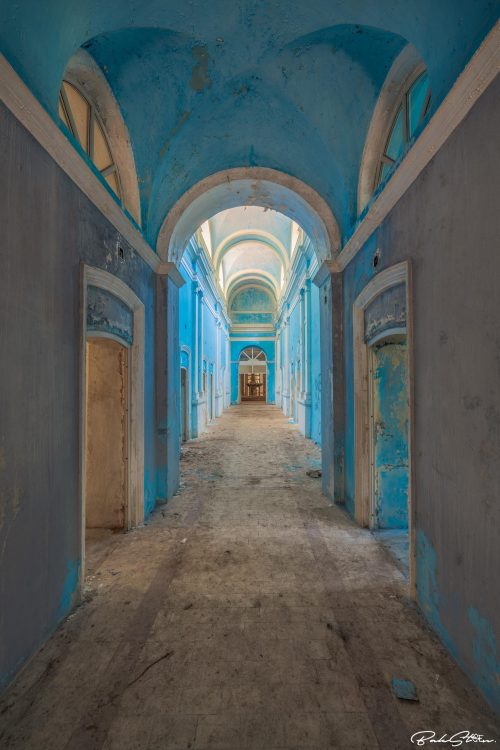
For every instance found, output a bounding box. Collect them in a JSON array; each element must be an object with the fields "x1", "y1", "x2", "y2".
[{"x1": 0, "y1": 404, "x2": 498, "y2": 749}]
